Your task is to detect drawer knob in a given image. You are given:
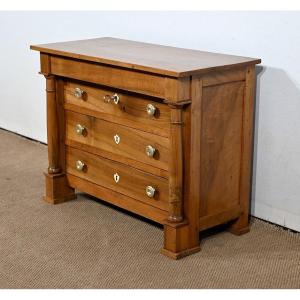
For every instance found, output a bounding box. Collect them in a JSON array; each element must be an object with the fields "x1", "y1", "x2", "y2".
[
  {"x1": 103, "y1": 93, "x2": 120, "y2": 105},
  {"x1": 146, "y1": 104, "x2": 156, "y2": 116},
  {"x1": 145, "y1": 145, "x2": 156, "y2": 157},
  {"x1": 76, "y1": 160, "x2": 85, "y2": 171},
  {"x1": 74, "y1": 87, "x2": 84, "y2": 99},
  {"x1": 146, "y1": 186, "x2": 156, "y2": 198},
  {"x1": 75, "y1": 124, "x2": 86, "y2": 135}
]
